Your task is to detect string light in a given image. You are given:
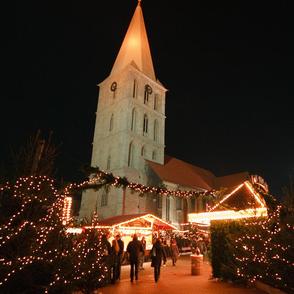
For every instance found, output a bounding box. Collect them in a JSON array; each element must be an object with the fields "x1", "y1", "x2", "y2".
[{"x1": 0, "y1": 175, "x2": 109, "y2": 292}]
